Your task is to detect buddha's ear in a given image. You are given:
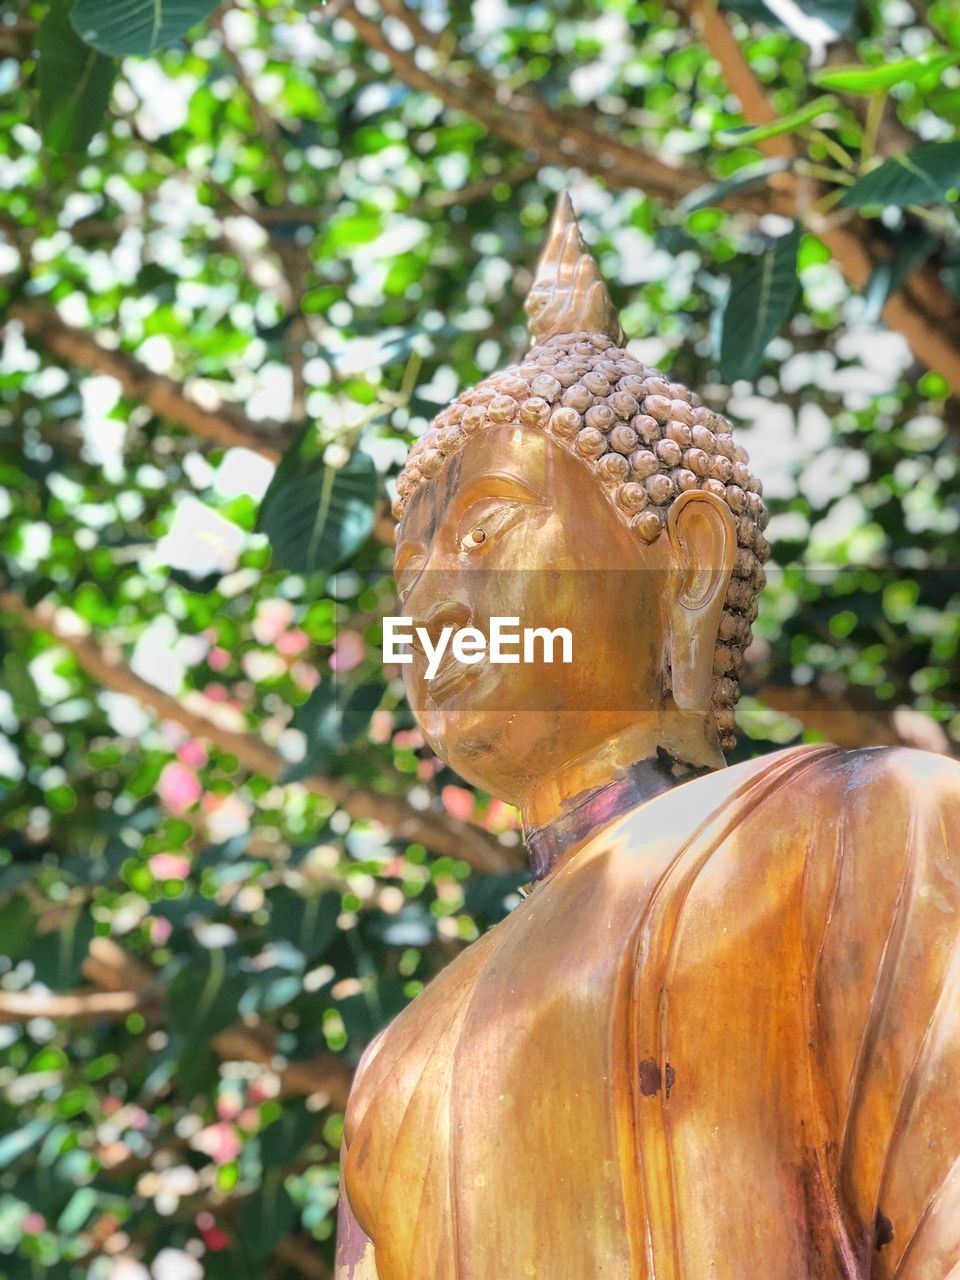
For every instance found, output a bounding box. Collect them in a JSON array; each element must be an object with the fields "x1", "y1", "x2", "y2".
[{"x1": 664, "y1": 489, "x2": 737, "y2": 717}]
